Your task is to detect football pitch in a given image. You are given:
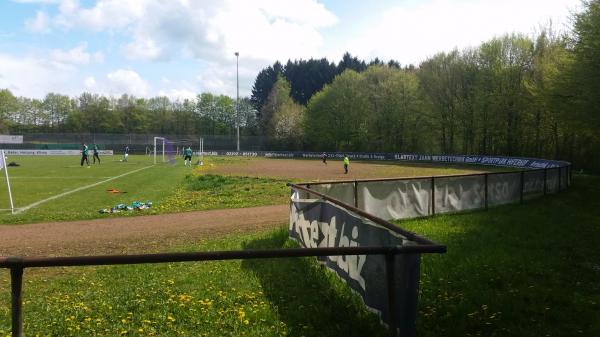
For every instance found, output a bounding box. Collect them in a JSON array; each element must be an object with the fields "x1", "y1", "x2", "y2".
[
  {"x1": 0, "y1": 155, "x2": 486, "y2": 225},
  {"x1": 0, "y1": 155, "x2": 192, "y2": 224}
]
